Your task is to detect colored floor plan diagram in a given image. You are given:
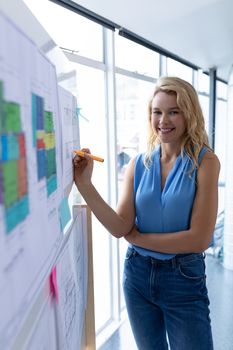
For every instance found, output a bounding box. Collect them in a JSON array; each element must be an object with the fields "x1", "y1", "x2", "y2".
[
  {"x1": 32, "y1": 93, "x2": 57, "y2": 196},
  {"x1": 0, "y1": 81, "x2": 29, "y2": 234}
]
